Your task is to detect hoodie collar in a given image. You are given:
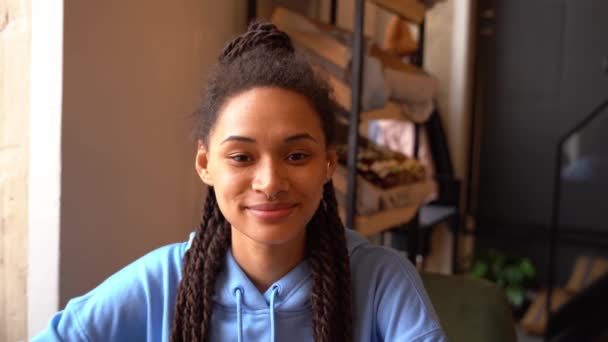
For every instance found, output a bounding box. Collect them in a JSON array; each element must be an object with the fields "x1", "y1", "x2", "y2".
[
  {"x1": 183, "y1": 228, "x2": 369, "y2": 311},
  {"x1": 213, "y1": 250, "x2": 312, "y2": 311}
]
